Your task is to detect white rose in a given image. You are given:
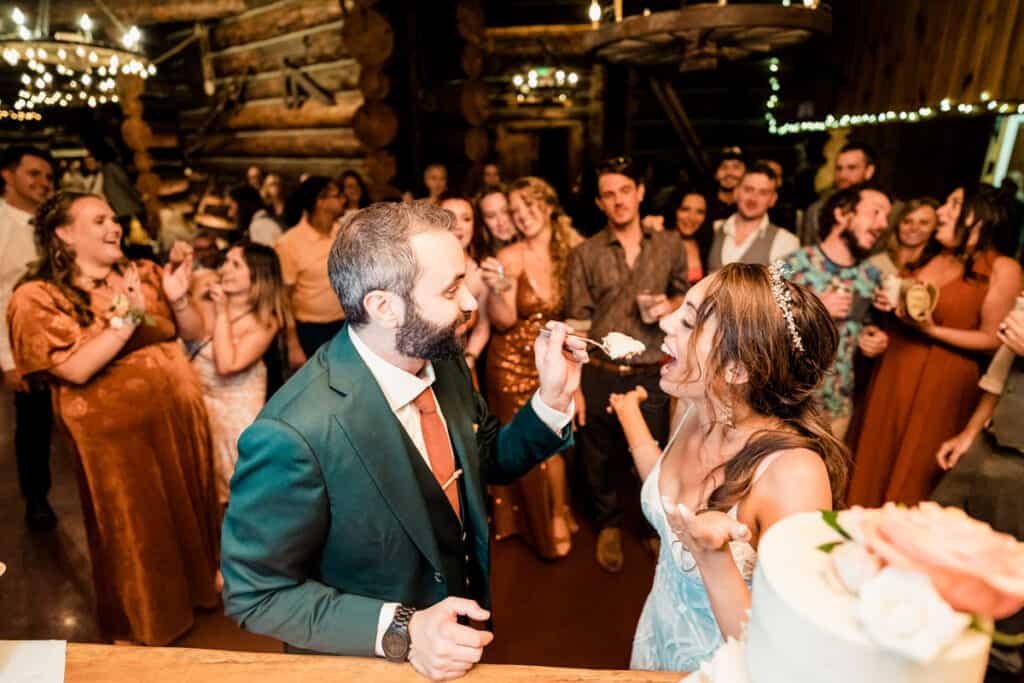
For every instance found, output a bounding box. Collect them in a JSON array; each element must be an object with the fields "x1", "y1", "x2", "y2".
[
  {"x1": 697, "y1": 637, "x2": 749, "y2": 683},
  {"x1": 857, "y1": 567, "x2": 970, "y2": 663},
  {"x1": 832, "y1": 541, "x2": 882, "y2": 594}
]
